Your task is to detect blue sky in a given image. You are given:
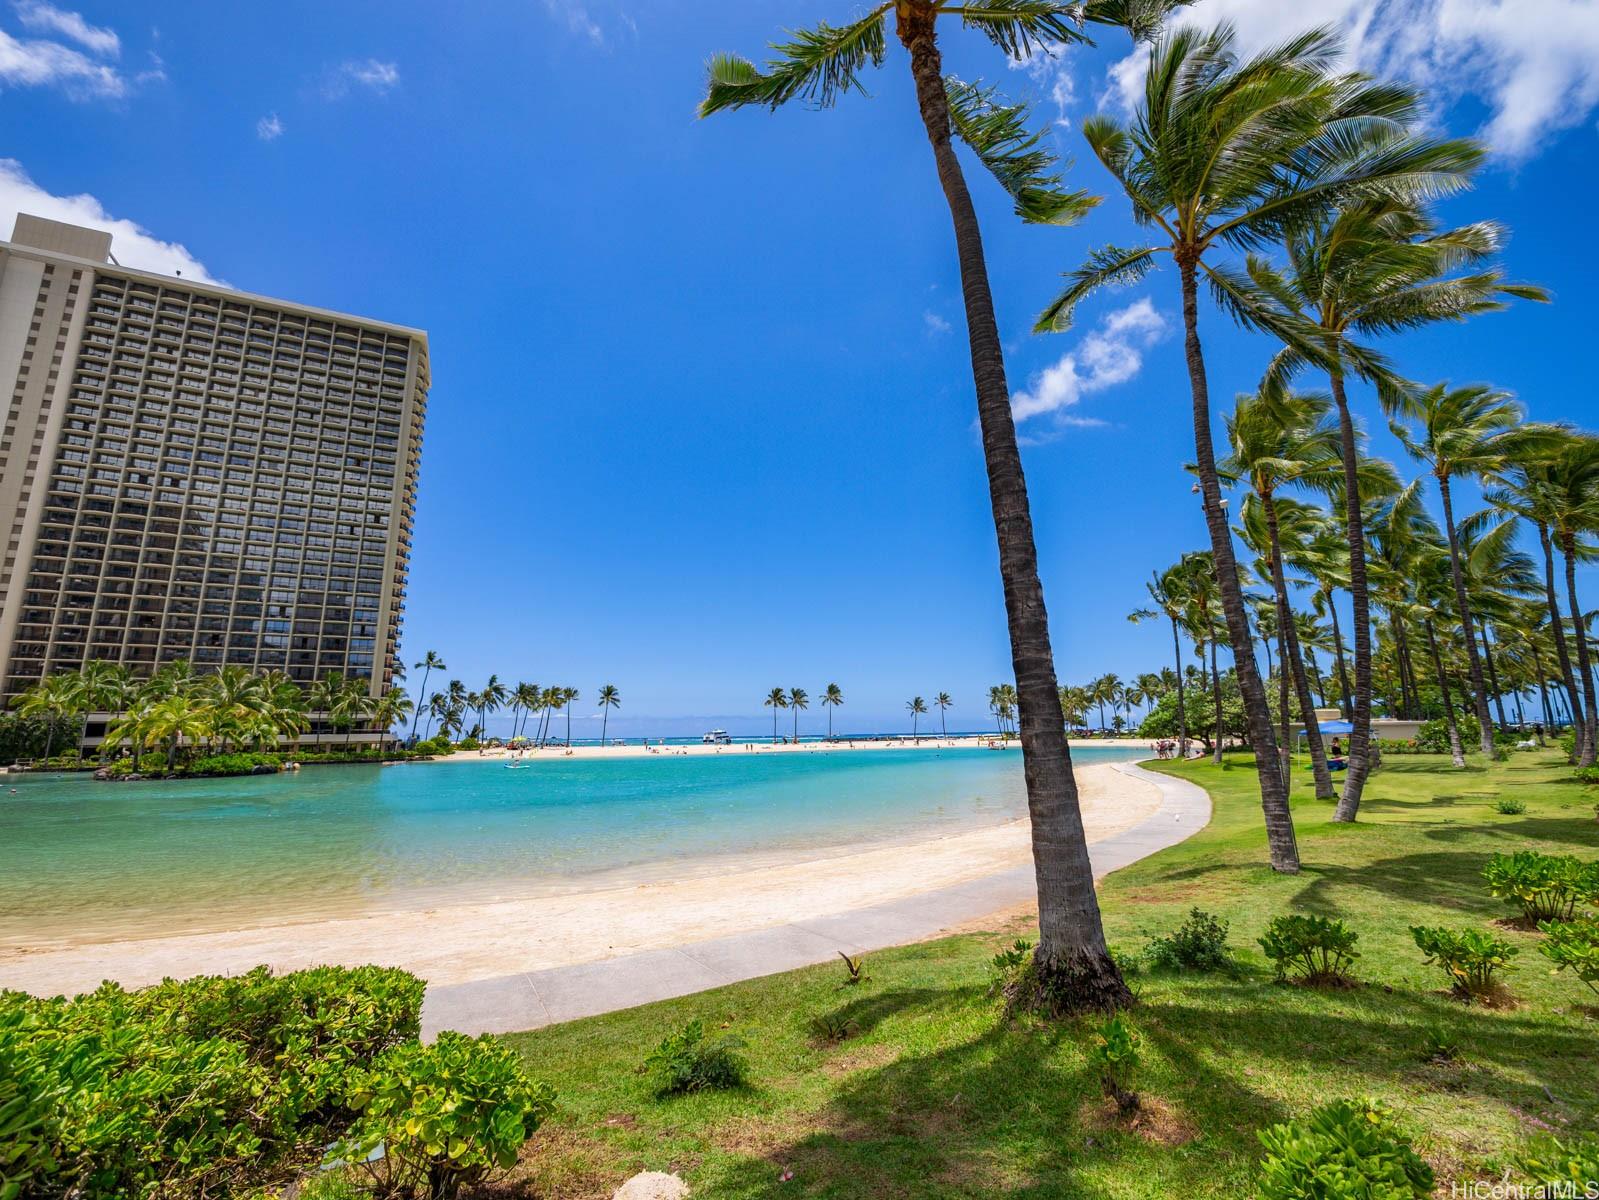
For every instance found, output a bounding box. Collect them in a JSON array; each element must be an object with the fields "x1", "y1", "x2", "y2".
[{"x1": 4, "y1": 0, "x2": 1598, "y2": 737}]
